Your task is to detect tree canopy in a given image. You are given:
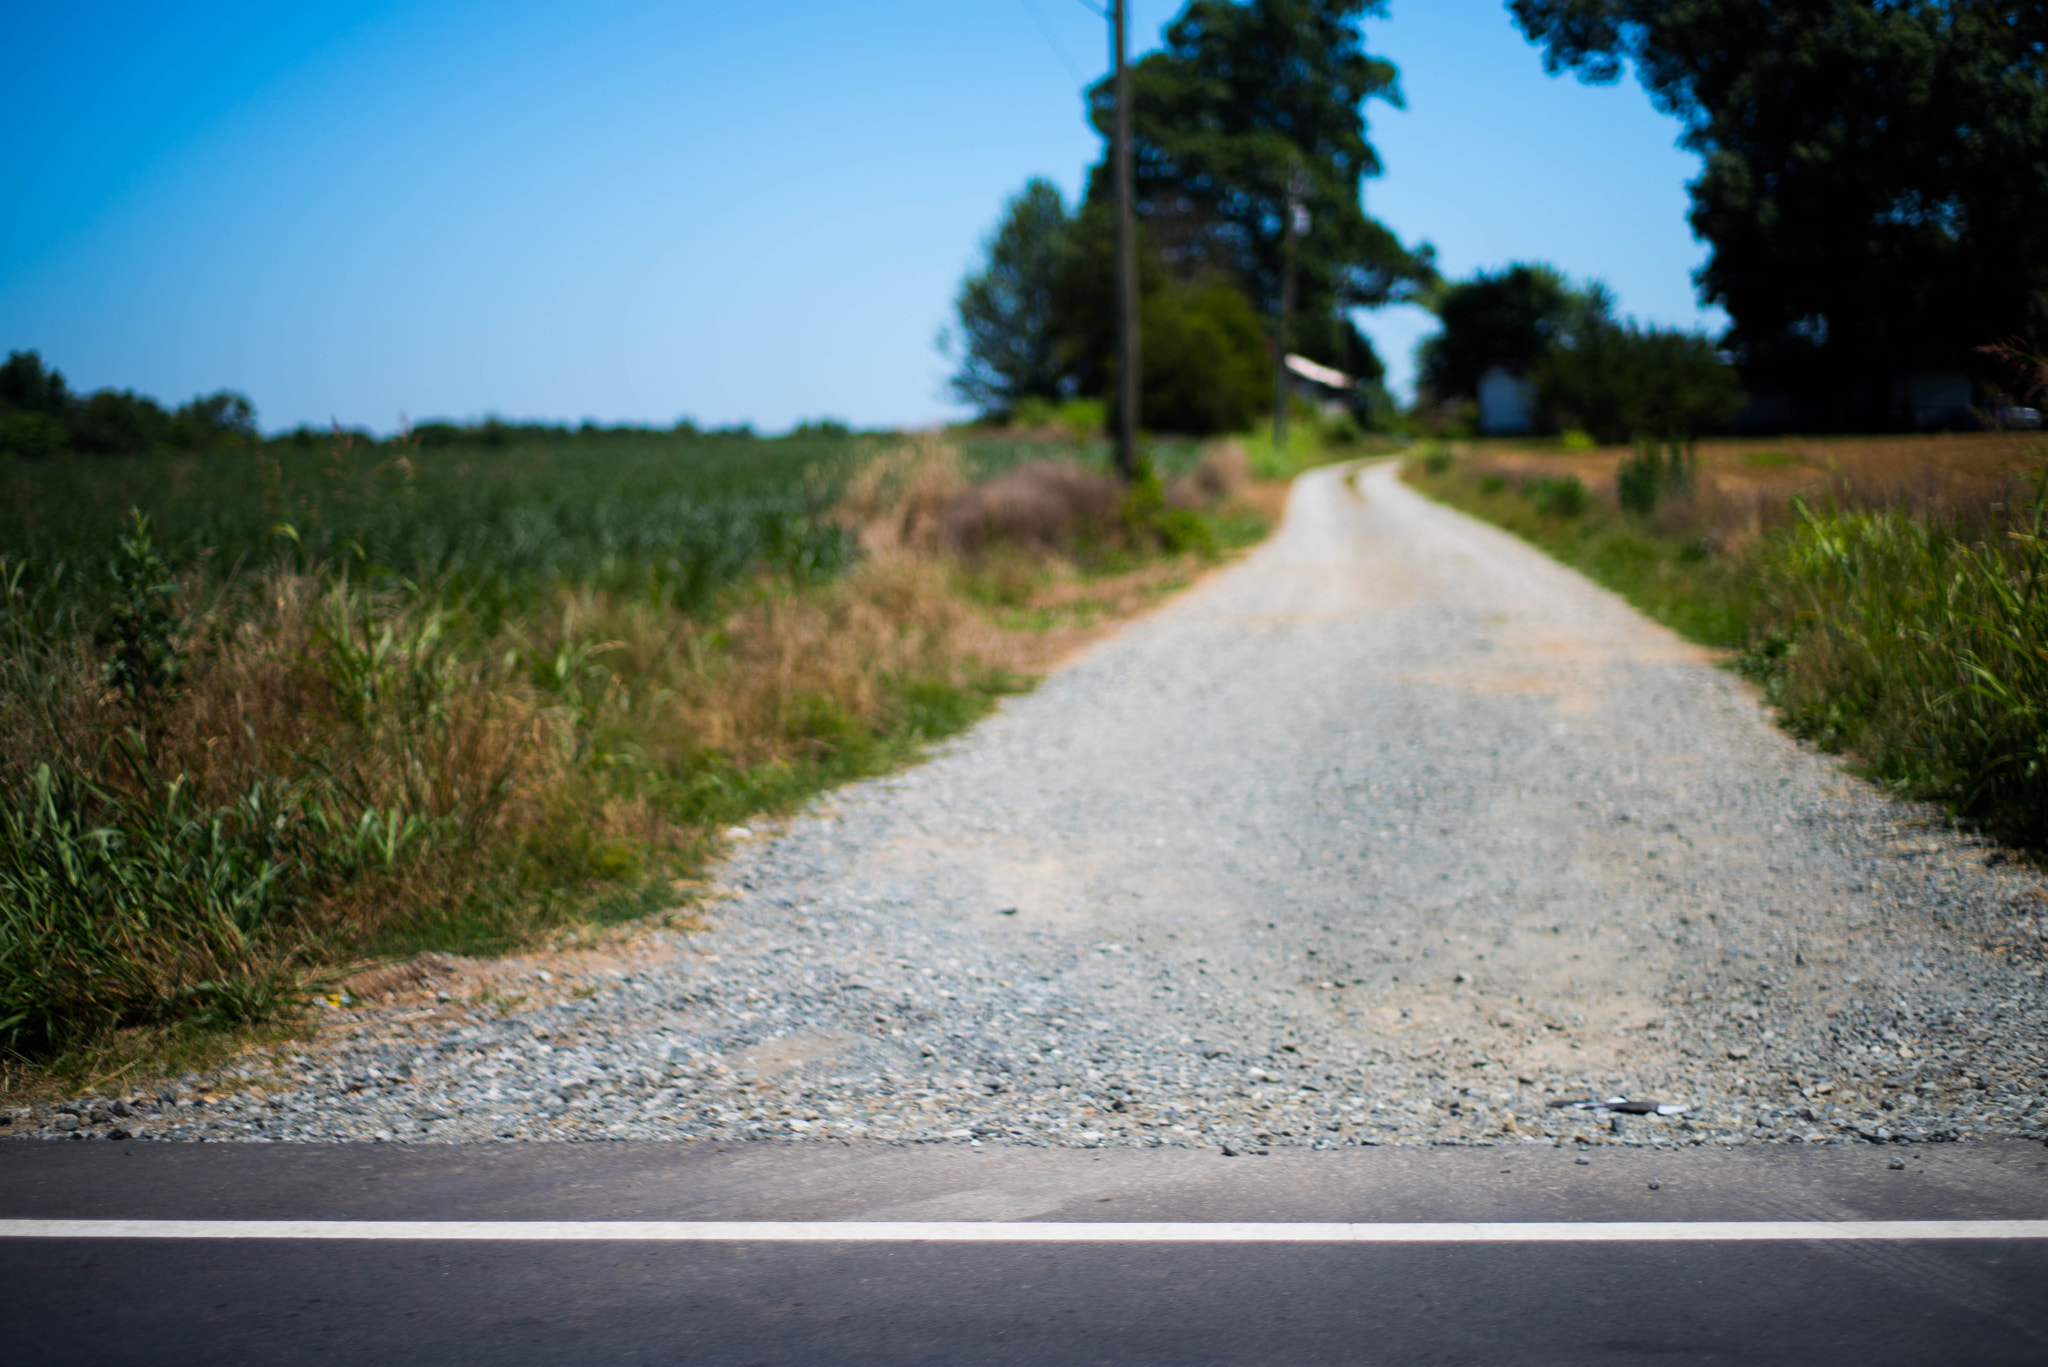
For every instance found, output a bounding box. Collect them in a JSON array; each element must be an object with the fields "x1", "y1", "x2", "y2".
[
  {"x1": 0, "y1": 350, "x2": 260, "y2": 458},
  {"x1": 1510, "y1": 0, "x2": 2048, "y2": 425},
  {"x1": 943, "y1": 179, "x2": 1074, "y2": 415},
  {"x1": 1083, "y1": 0, "x2": 1433, "y2": 377},
  {"x1": 1415, "y1": 263, "x2": 1610, "y2": 401},
  {"x1": 945, "y1": 1, "x2": 1430, "y2": 433},
  {"x1": 1417, "y1": 263, "x2": 1741, "y2": 442}
]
